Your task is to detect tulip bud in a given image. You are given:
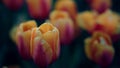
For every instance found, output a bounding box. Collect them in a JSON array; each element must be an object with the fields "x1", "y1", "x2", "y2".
[
  {"x1": 55, "y1": 0, "x2": 80, "y2": 37},
  {"x1": 50, "y1": 10, "x2": 70, "y2": 23},
  {"x1": 87, "y1": 0, "x2": 111, "y2": 14},
  {"x1": 55, "y1": 0, "x2": 77, "y2": 21},
  {"x1": 26, "y1": 0, "x2": 52, "y2": 19},
  {"x1": 96, "y1": 11, "x2": 119, "y2": 34},
  {"x1": 93, "y1": 11, "x2": 120, "y2": 42},
  {"x1": 85, "y1": 32, "x2": 114, "y2": 67},
  {"x1": 16, "y1": 20, "x2": 37, "y2": 59},
  {"x1": 50, "y1": 10, "x2": 74, "y2": 45},
  {"x1": 3, "y1": 0, "x2": 23, "y2": 10},
  {"x1": 30, "y1": 23, "x2": 60, "y2": 67},
  {"x1": 76, "y1": 11, "x2": 96, "y2": 32}
]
